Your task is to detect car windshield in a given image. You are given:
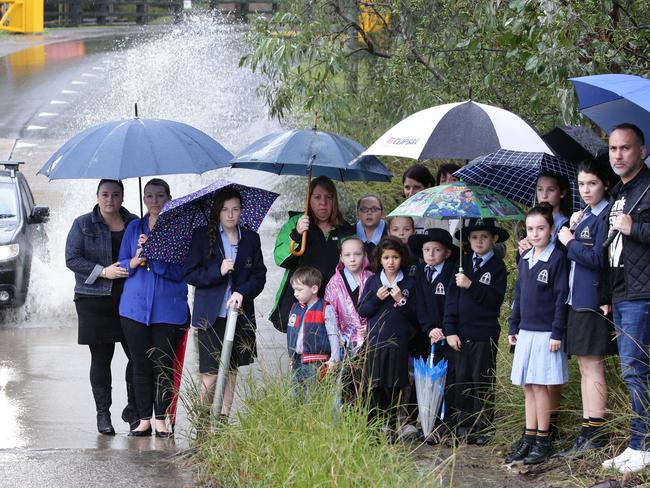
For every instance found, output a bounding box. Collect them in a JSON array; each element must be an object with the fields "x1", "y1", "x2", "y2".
[{"x1": 0, "y1": 182, "x2": 18, "y2": 220}]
